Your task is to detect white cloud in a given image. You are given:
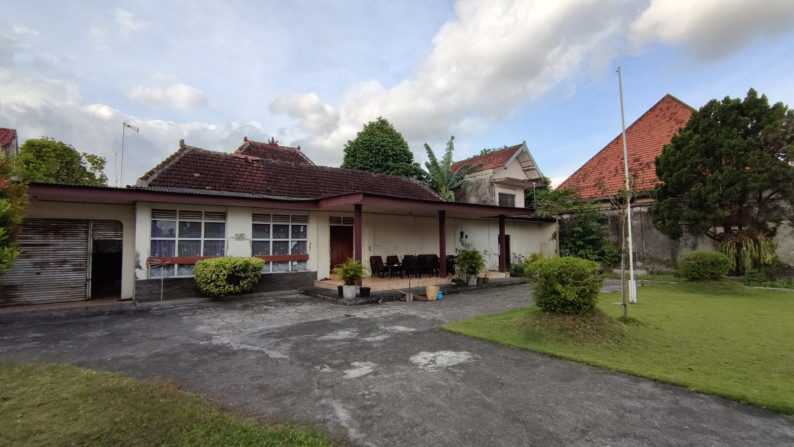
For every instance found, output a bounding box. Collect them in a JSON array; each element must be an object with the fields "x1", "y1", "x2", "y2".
[
  {"x1": 271, "y1": 0, "x2": 642, "y2": 165},
  {"x1": 128, "y1": 79, "x2": 208, "y2": 110},
  {"x1": 631, "y1": 0, "x2": 794, "y2": 60},
  {"x1": 90, "y1": 8, "x2": 148, "y2": 48}
]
